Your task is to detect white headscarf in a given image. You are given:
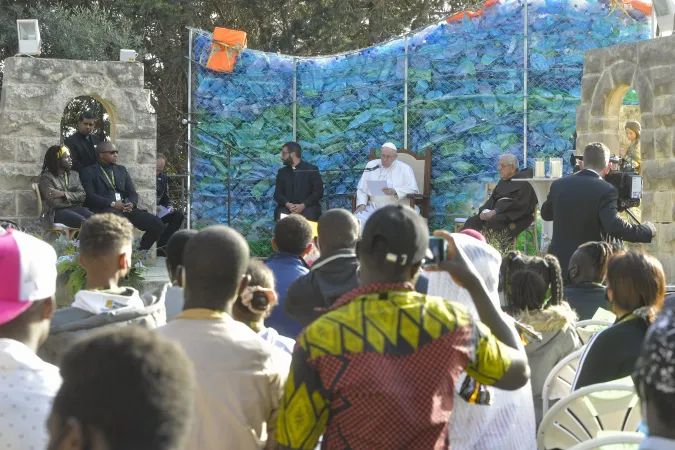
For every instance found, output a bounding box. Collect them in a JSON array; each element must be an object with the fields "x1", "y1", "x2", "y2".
[{"x1": 427, "y1": 233, "x2": 537, "y2": 450}]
